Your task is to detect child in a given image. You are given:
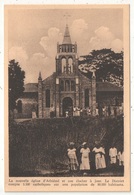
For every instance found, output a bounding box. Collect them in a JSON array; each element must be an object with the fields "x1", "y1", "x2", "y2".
[{"x1": 67, "y1": 142, "x2": 79, "y2": 171}]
